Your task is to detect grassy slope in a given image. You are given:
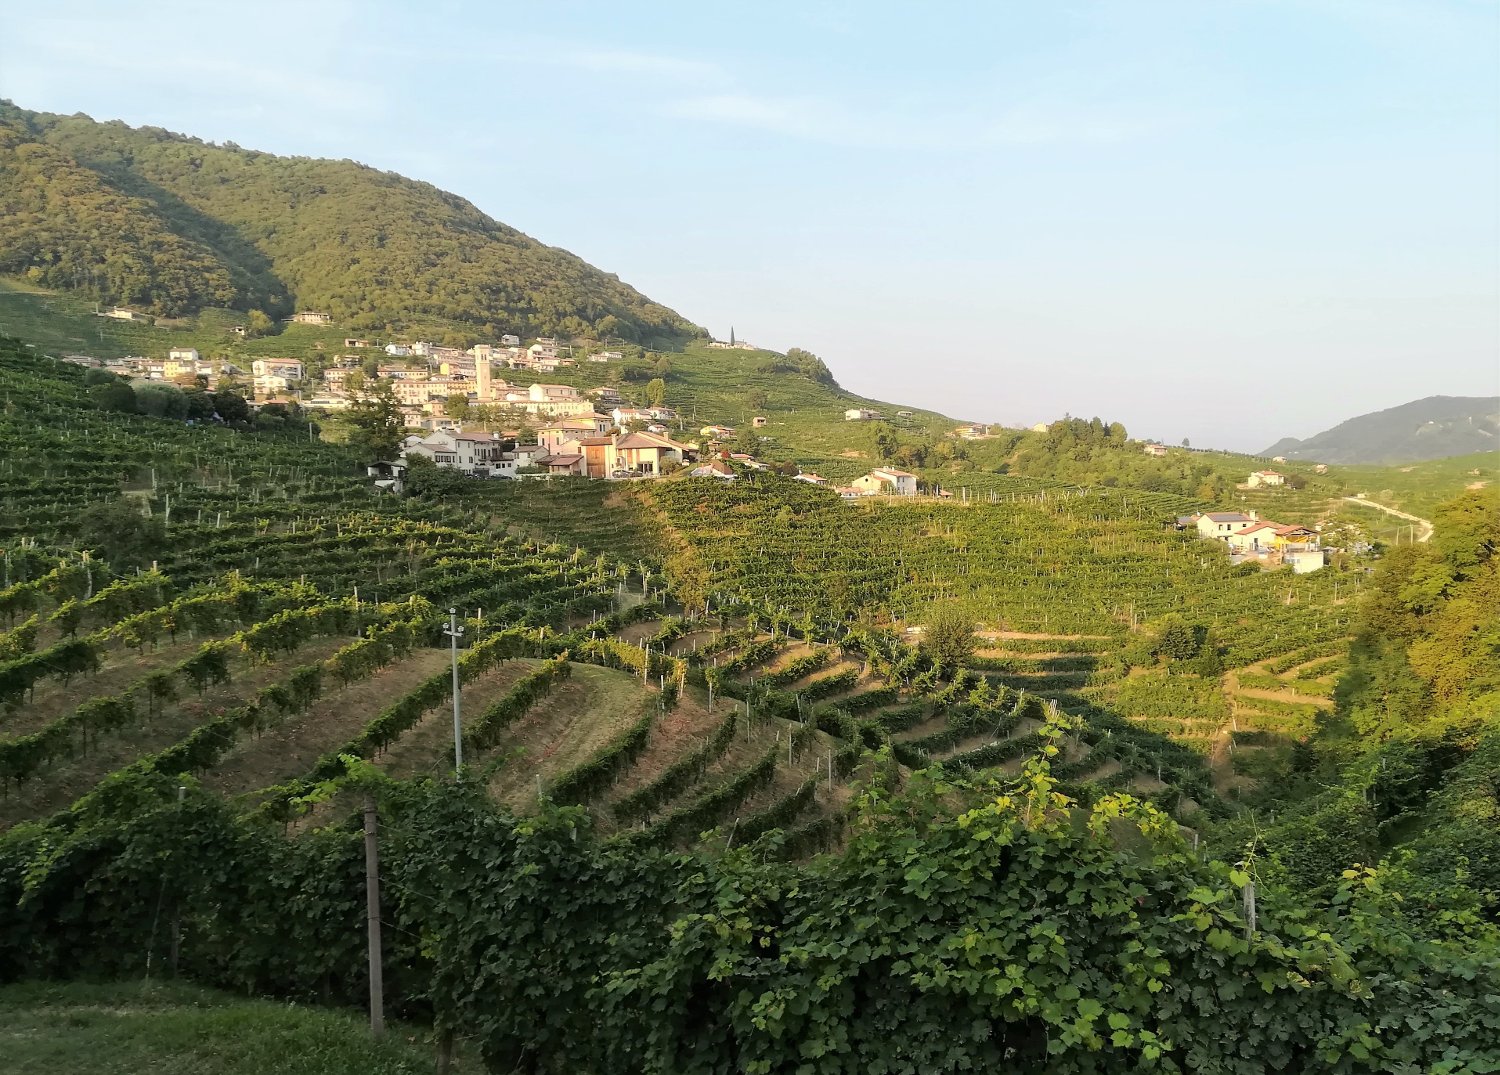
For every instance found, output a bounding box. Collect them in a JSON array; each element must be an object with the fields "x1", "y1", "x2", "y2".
[{"x1": 0, "y1": 980, "x2": 473, "y2": 1074}]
